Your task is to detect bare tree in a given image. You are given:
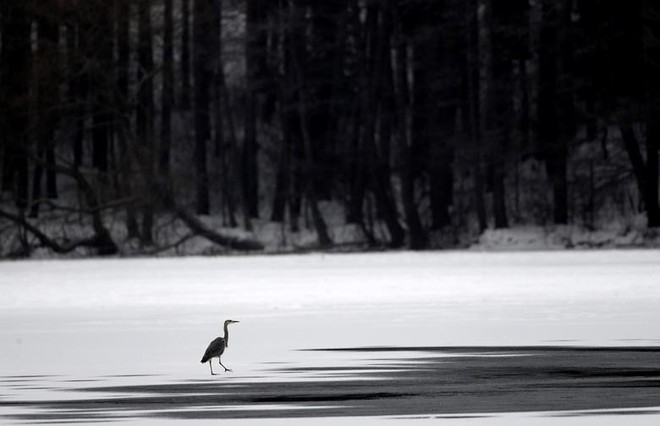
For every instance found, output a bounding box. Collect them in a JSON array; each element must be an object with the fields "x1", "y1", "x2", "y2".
[
  {"x1": 1, "y1": 0, "x2": 31, "y2": 209},
  {"x1": 160, "y1": 0, "x2": 174, "y2": 177},
  {"x1": 193, "y1": 0, "x2": 213, "y2": 215},
  {"x1": 137, "y1": 0, "x2": 155, "y2": 242}
]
